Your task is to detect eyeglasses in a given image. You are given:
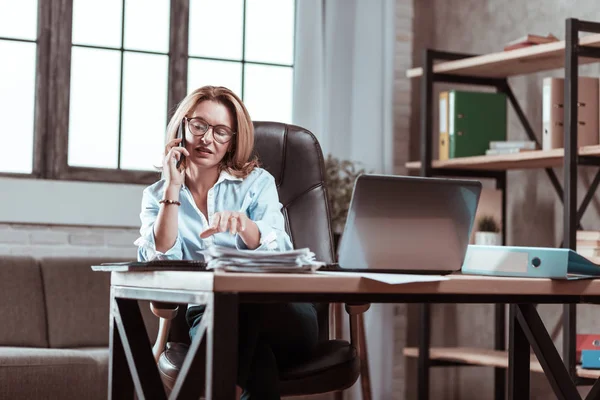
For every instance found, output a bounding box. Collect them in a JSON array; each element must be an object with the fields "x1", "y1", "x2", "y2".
[{"x1": 184, "y1": 117, "x2": 236, "y2": 144}]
